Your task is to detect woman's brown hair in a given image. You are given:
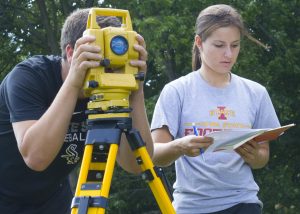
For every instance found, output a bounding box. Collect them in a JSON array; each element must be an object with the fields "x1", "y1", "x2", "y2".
[{"x1": 192, "y1": 4, "x2": 267, "y2": 71}]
